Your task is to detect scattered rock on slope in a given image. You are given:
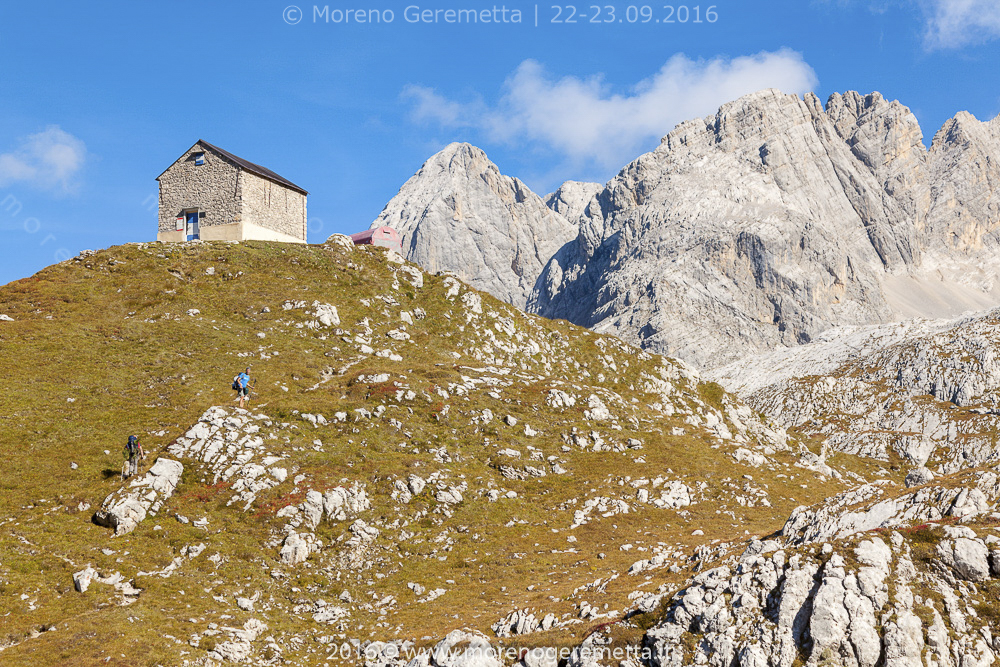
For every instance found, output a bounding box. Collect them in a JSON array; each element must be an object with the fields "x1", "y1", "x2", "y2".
[{"x1": 643, "y1": 523, "x2": 1000, "y2": 667}]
